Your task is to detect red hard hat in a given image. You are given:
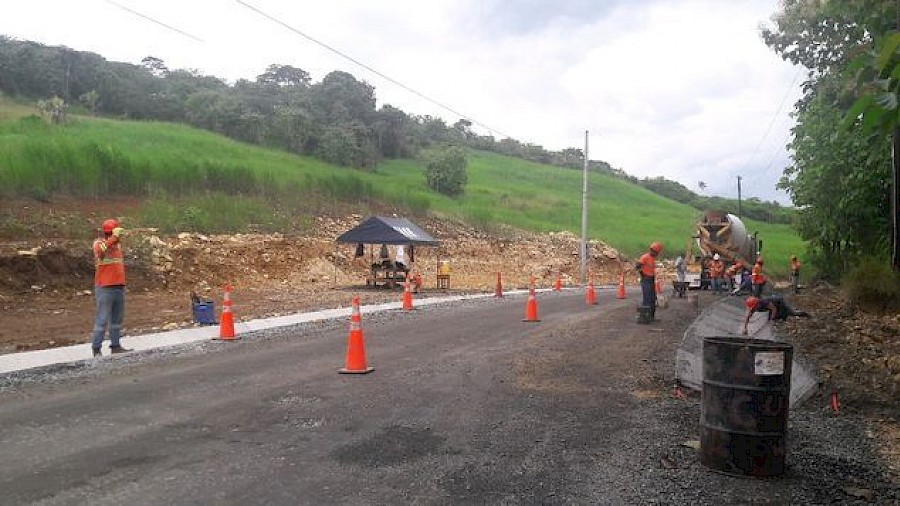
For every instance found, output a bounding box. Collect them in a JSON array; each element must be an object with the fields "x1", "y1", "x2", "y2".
[
  {"x1": 101, "y1": 219, "x2": 120, "y2": 233},
  {"x1": 746, "y1": 296, "x2": 759, "y2": 309},
  {"x1": 649, "y1": 242, "x2": 663, "y2": 253}
]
